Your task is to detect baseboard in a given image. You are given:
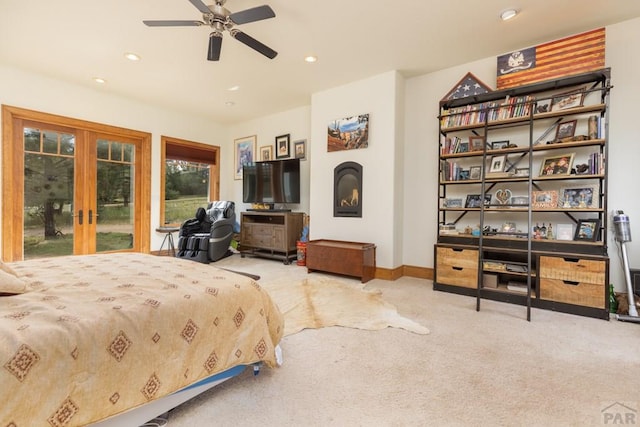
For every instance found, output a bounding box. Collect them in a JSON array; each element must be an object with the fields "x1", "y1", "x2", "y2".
[{"x1": 374, "y1": 265, "x2": 434, "y2": 281}]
